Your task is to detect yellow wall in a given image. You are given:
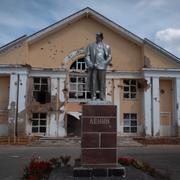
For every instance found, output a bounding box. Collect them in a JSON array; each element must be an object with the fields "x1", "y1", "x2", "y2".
[
  {"x1": 0, "y1": 76, "x2": 10, "y2": 123},
  {"x1": 28, "y1": 17, "x2": 143, "y2": 70},
  {"x1": 0, "y1": 76, "x2": 10, "y2": 107},
  {"x1": 0, "y1": 42, "x2": 27, "y2": 65},
  {"x1": 119, "y1": 79, "x2": 143, "y2": 126}
]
